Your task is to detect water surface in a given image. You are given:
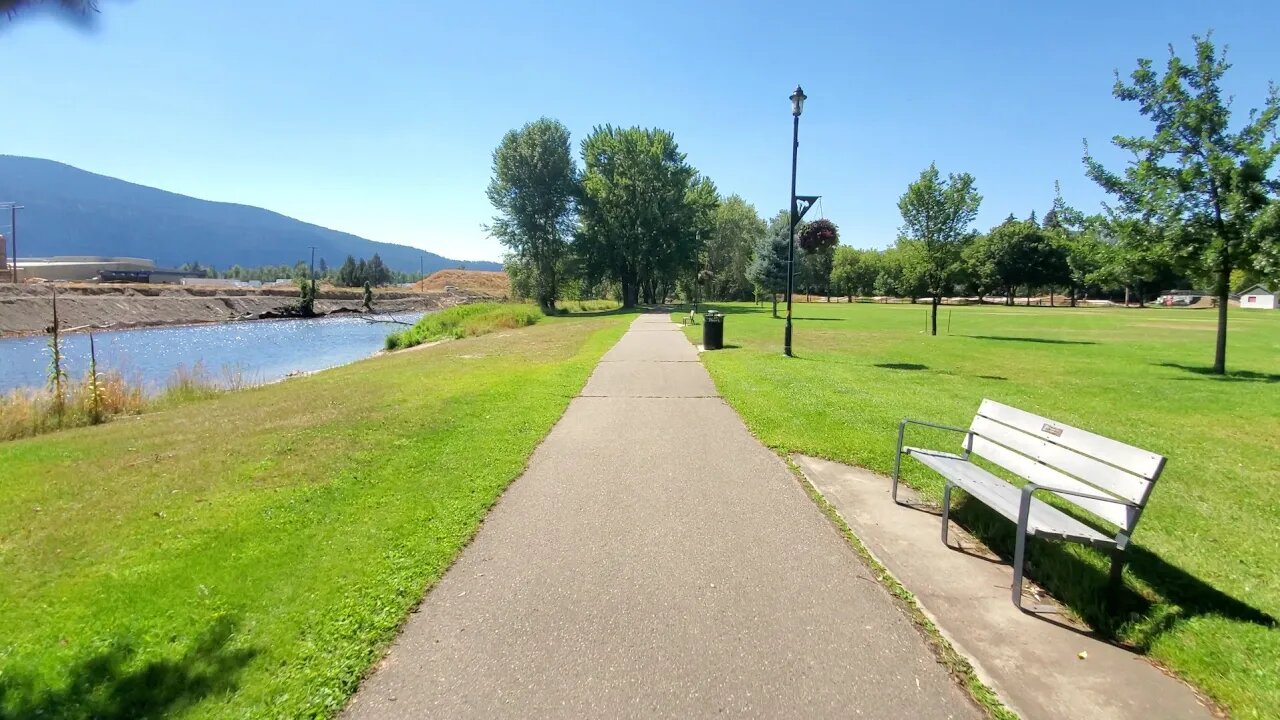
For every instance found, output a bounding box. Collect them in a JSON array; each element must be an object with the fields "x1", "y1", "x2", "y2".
[{"x1": 0, "y1": 313, "x2": 423, "y2": 394}]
